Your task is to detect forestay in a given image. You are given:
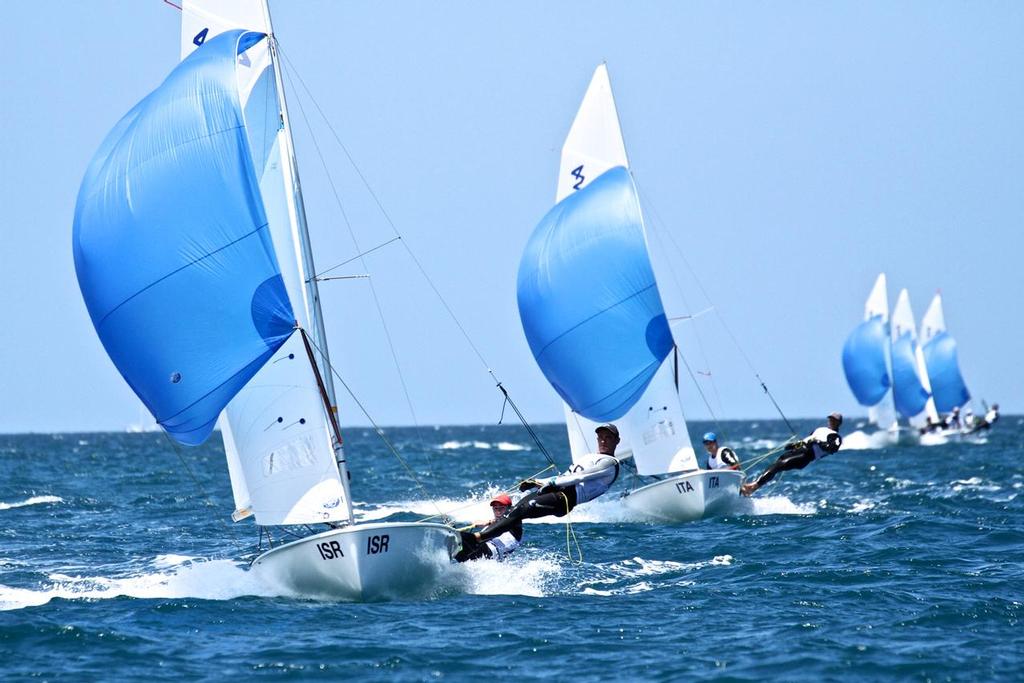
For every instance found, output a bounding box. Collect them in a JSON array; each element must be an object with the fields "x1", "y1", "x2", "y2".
[
  {"x1": 920, "y1": 294, "x2": 970, "y2": 413},
  {"x1": 521, "y1": 64, "x2": 696, "y2": 476},
  {"x1": 180, "y1": 0, "x2": 350, "y2": 525},
  {"x1": 73, "y1": 30, "x2": 295, "y2": 447}
]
